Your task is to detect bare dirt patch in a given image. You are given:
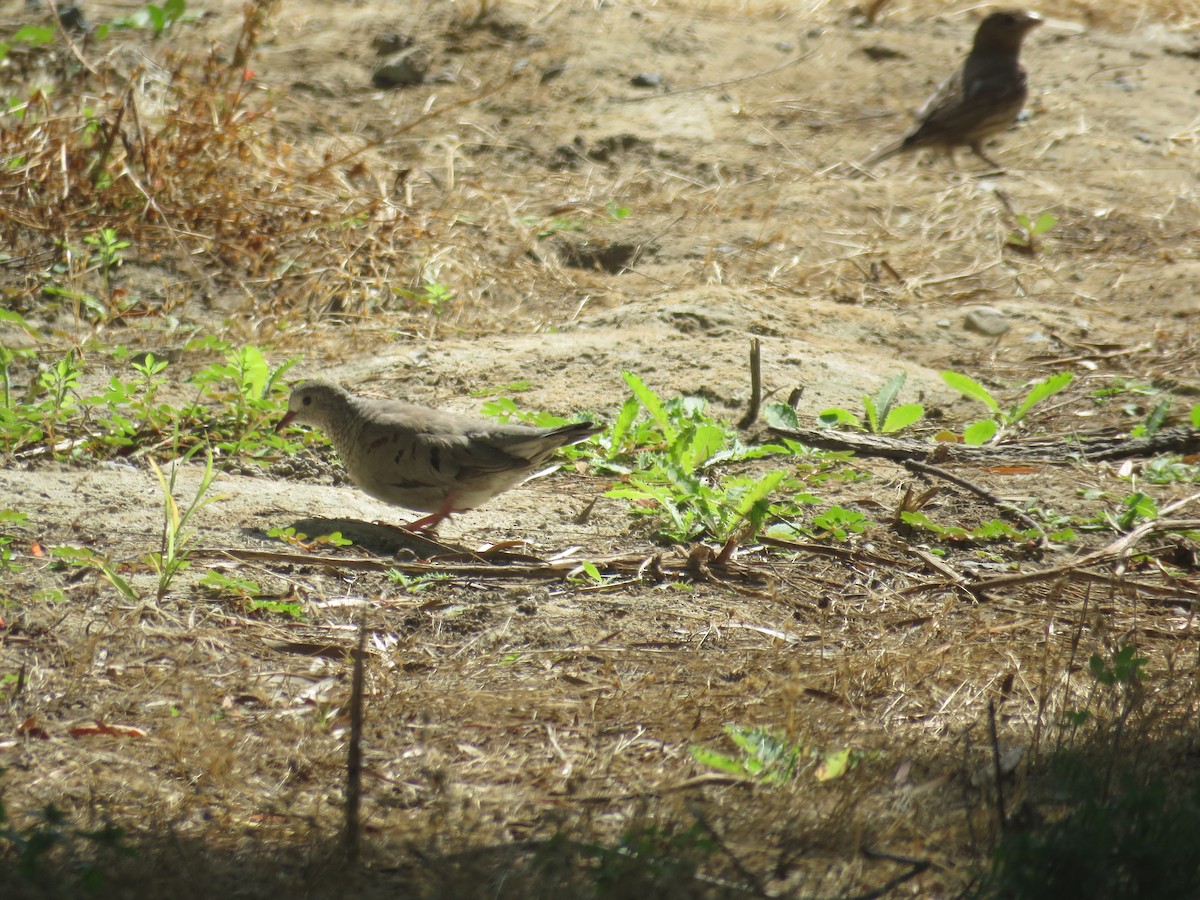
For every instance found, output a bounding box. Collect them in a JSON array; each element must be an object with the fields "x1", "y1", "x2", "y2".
[{"x1": 2, "y1": 1, "x2": 1199, "y2": 896}]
